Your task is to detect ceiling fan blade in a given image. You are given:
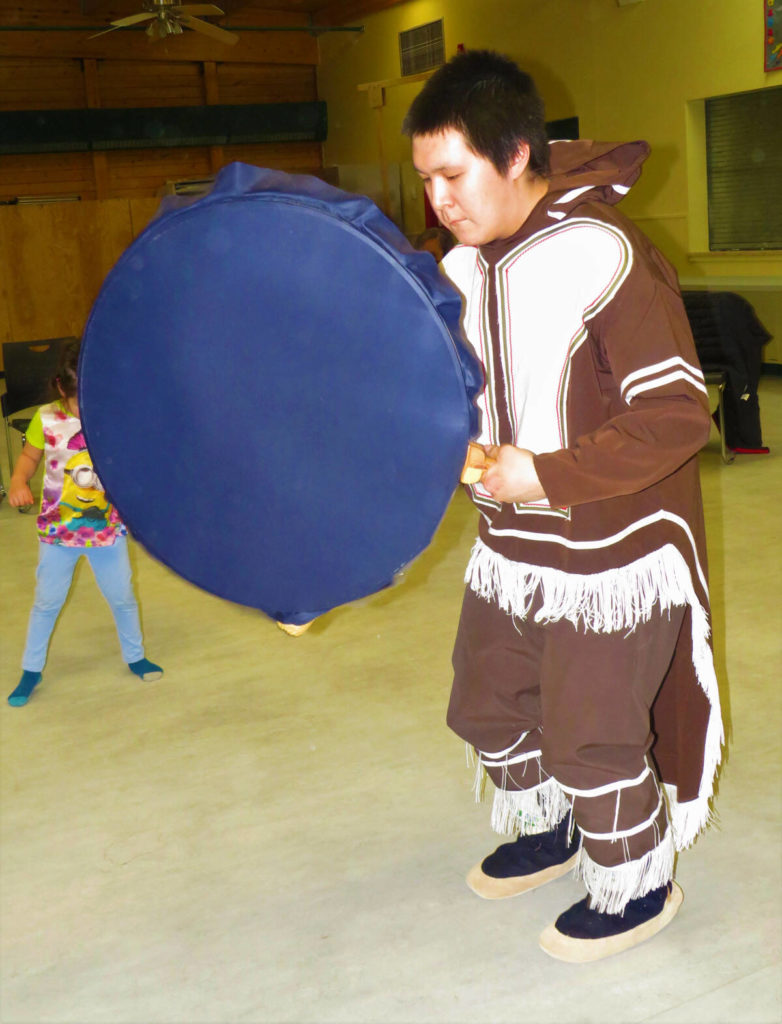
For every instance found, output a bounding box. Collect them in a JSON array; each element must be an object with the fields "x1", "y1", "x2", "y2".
[
  {"x1": 178, "y1": 14, "x2": 239, "y2": 45},
  {"x1": 107, "y1": 12, "x2": 158, "y2": 29},
  {"x1": 88, "y1": 25, "x2": 123, "y2": 39},
  {"x1": 88, "y1": 13, "x2": 155, "y2": 39},
  {"x1": 178, "y1": 5, "x2": 227, "y2": 15}
]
